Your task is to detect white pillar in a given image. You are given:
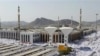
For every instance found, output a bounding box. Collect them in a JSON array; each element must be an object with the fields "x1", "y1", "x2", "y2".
[
  {"x1": 30, "y1": 34, "x2": 33, "y2": 44},
  {"x1": 53, "y1": 34, "x2": 56, "y2": 43},
  {"x1": 20, "y1": 33, "x2": 21, "y2": 43},
  {"x1": 49, "y1": 34, "x2": 53, "y2": 45},
  {"x1": 24, "y1": 34, "x2": 26, "y2": 42},
  {"x1": 0, "y1": 31, "x2": 1, "y2": 38},
  {"x1": 58, "y1": 34, "x2": 59, "y2": 43},
  {"x1": 61, "y1": 35, "x2": 62, "y2": 43}
]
